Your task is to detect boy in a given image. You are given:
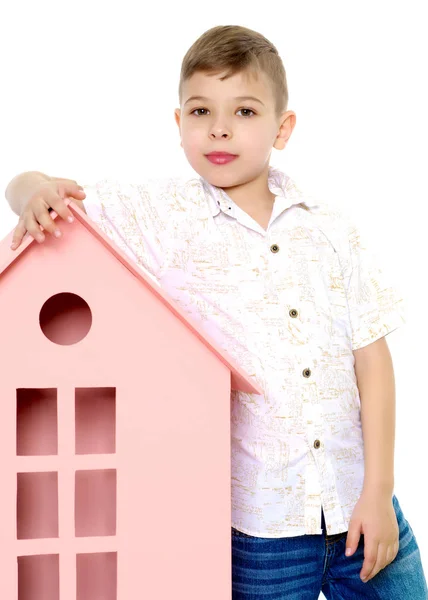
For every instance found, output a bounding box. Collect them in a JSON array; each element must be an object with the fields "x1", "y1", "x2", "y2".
[{"x1": 5, "y1": 24, "x2": 427, "y2": 600}]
